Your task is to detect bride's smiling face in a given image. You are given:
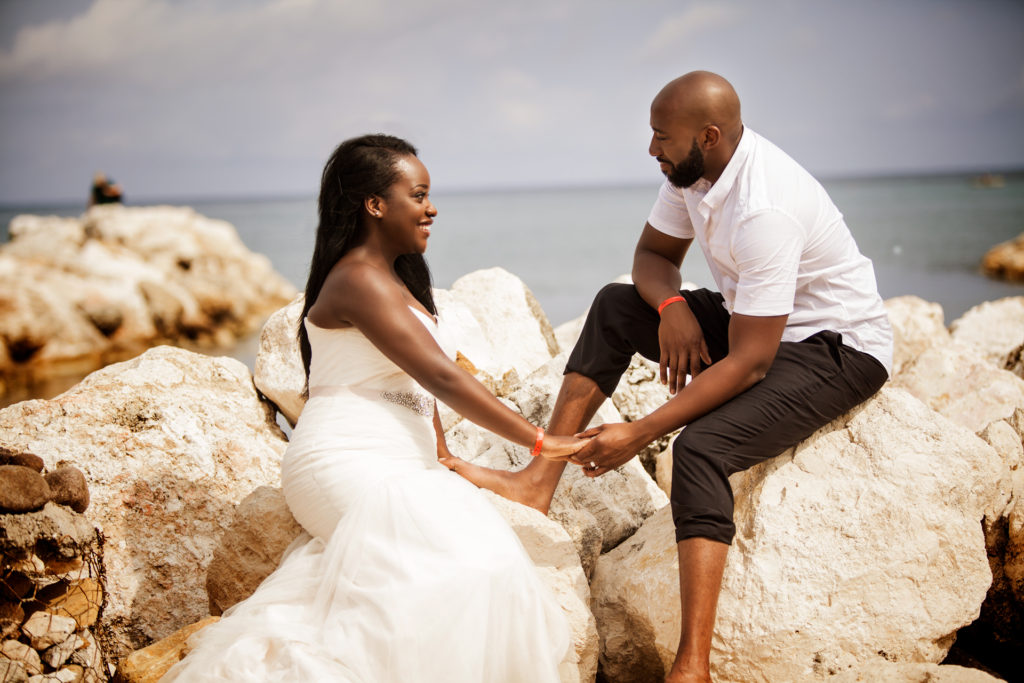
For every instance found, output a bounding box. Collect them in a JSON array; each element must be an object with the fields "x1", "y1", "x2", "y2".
[{"x1": 377, "y1": 155, "x2": 437, "y2": 255}]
